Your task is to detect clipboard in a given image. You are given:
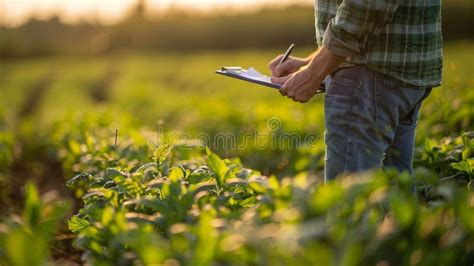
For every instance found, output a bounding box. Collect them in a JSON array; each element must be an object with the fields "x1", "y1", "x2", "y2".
[
  {"x1": 216, "y1": 67, "x2": 281, "y2": 89},
  {"x1": 215, "y1": 66, "x2": 326, "y2": 93}
]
